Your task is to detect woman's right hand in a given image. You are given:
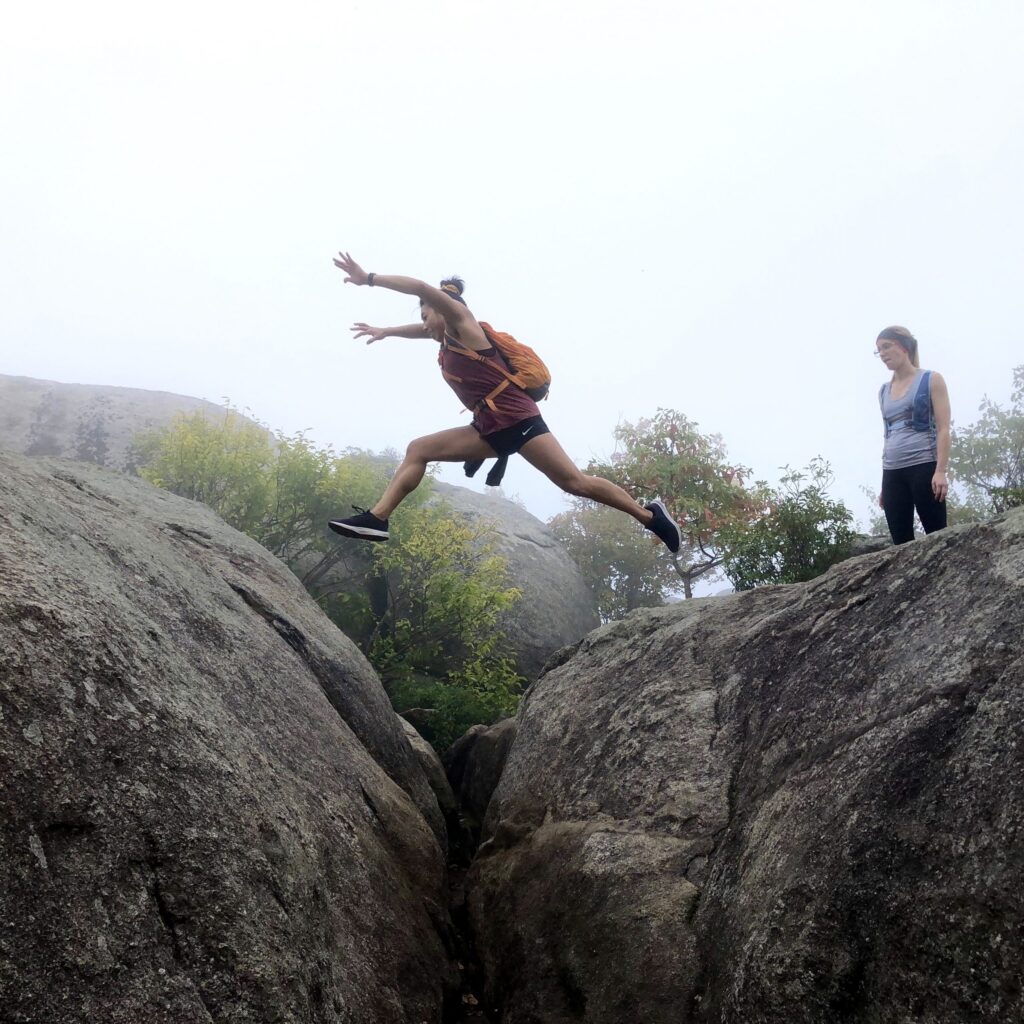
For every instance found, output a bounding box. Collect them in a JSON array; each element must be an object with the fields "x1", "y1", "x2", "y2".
[
  {"x1": 352, "y1": 322, "x2": 387, "y2": 345},
  {"x1": 334, "y1": 251, "x2": 370, "y2": 285}
]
